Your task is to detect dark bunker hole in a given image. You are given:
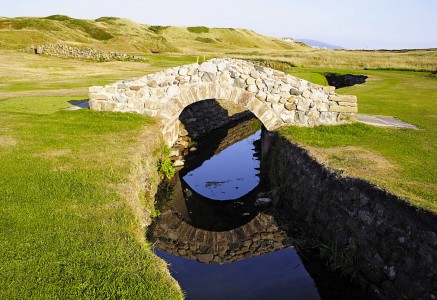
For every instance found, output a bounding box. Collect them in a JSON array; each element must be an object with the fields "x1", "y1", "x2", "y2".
[{"x1": 324, "y1": 73, "x2": 368, "y2": 89}]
